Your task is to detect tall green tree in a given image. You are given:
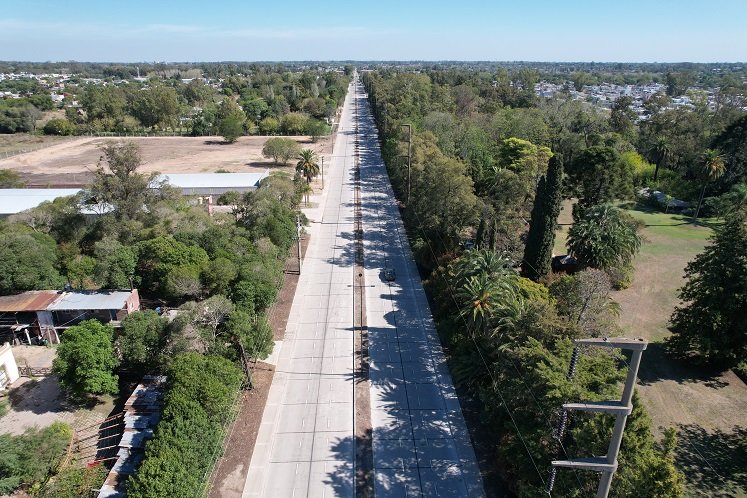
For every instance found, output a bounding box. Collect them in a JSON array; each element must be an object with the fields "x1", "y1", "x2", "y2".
[
  {"x1": 90, "y1": 142, "x2": 163, "y2": 221},
  {"x1": 0, "y1": 229, "x2": 63, "y2": 295},
  {"x1": 566, "y1": 146, "x2": 633, "y2": 215},
  {"x1": 53, "y1": 320, "x2": 119, "y2": 396},
  {"x1": 669, "y1": 214, "x2": 747, "y2": 367},
  {"x1": 116, "y1": 310, "x2": 168, "y2": 372},
  {"x1": 216, "y1": 98, "x2": 246, "y2": 143},
  {"x1": 523, "y1": 155, "x2": 564, "y2": 281}
]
